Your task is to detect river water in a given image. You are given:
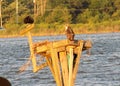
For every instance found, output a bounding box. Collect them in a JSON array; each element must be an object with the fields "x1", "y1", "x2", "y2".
[{"x1": 0, "y1": 33, "x2": 120, "y2": 86}]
